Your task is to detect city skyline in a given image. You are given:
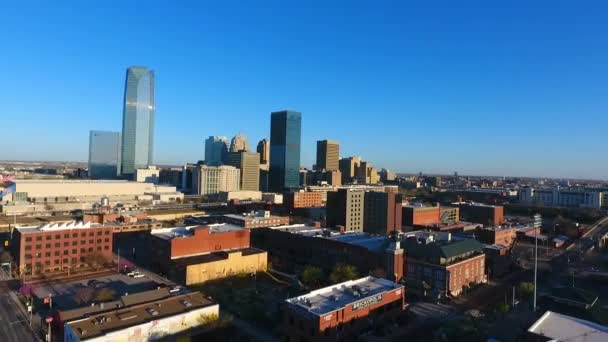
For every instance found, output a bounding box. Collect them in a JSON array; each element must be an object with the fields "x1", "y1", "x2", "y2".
[{"x1": 1, "y1": 2, "x2": 607, "y2": 179}]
